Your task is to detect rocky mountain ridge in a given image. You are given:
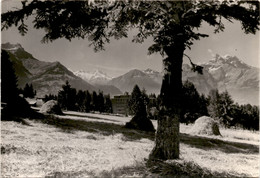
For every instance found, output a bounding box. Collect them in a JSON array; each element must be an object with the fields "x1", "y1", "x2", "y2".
[
  {"x1": 107, "y1": 55, "x2": 259, "y2": 105},
  {"x1": 73, "y1": 69, "x2": 112, "y2": 85},
  {"x1": 1, "y1": 43, "x2": 121, "y2": 97}
]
